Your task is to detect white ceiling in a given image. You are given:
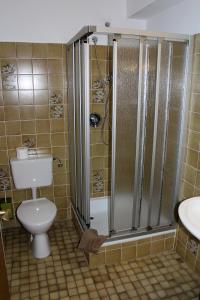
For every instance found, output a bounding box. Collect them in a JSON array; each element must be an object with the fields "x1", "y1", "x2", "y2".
[{"x1": 127, "y1": 0, "x2": 185, "y2": 19}]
